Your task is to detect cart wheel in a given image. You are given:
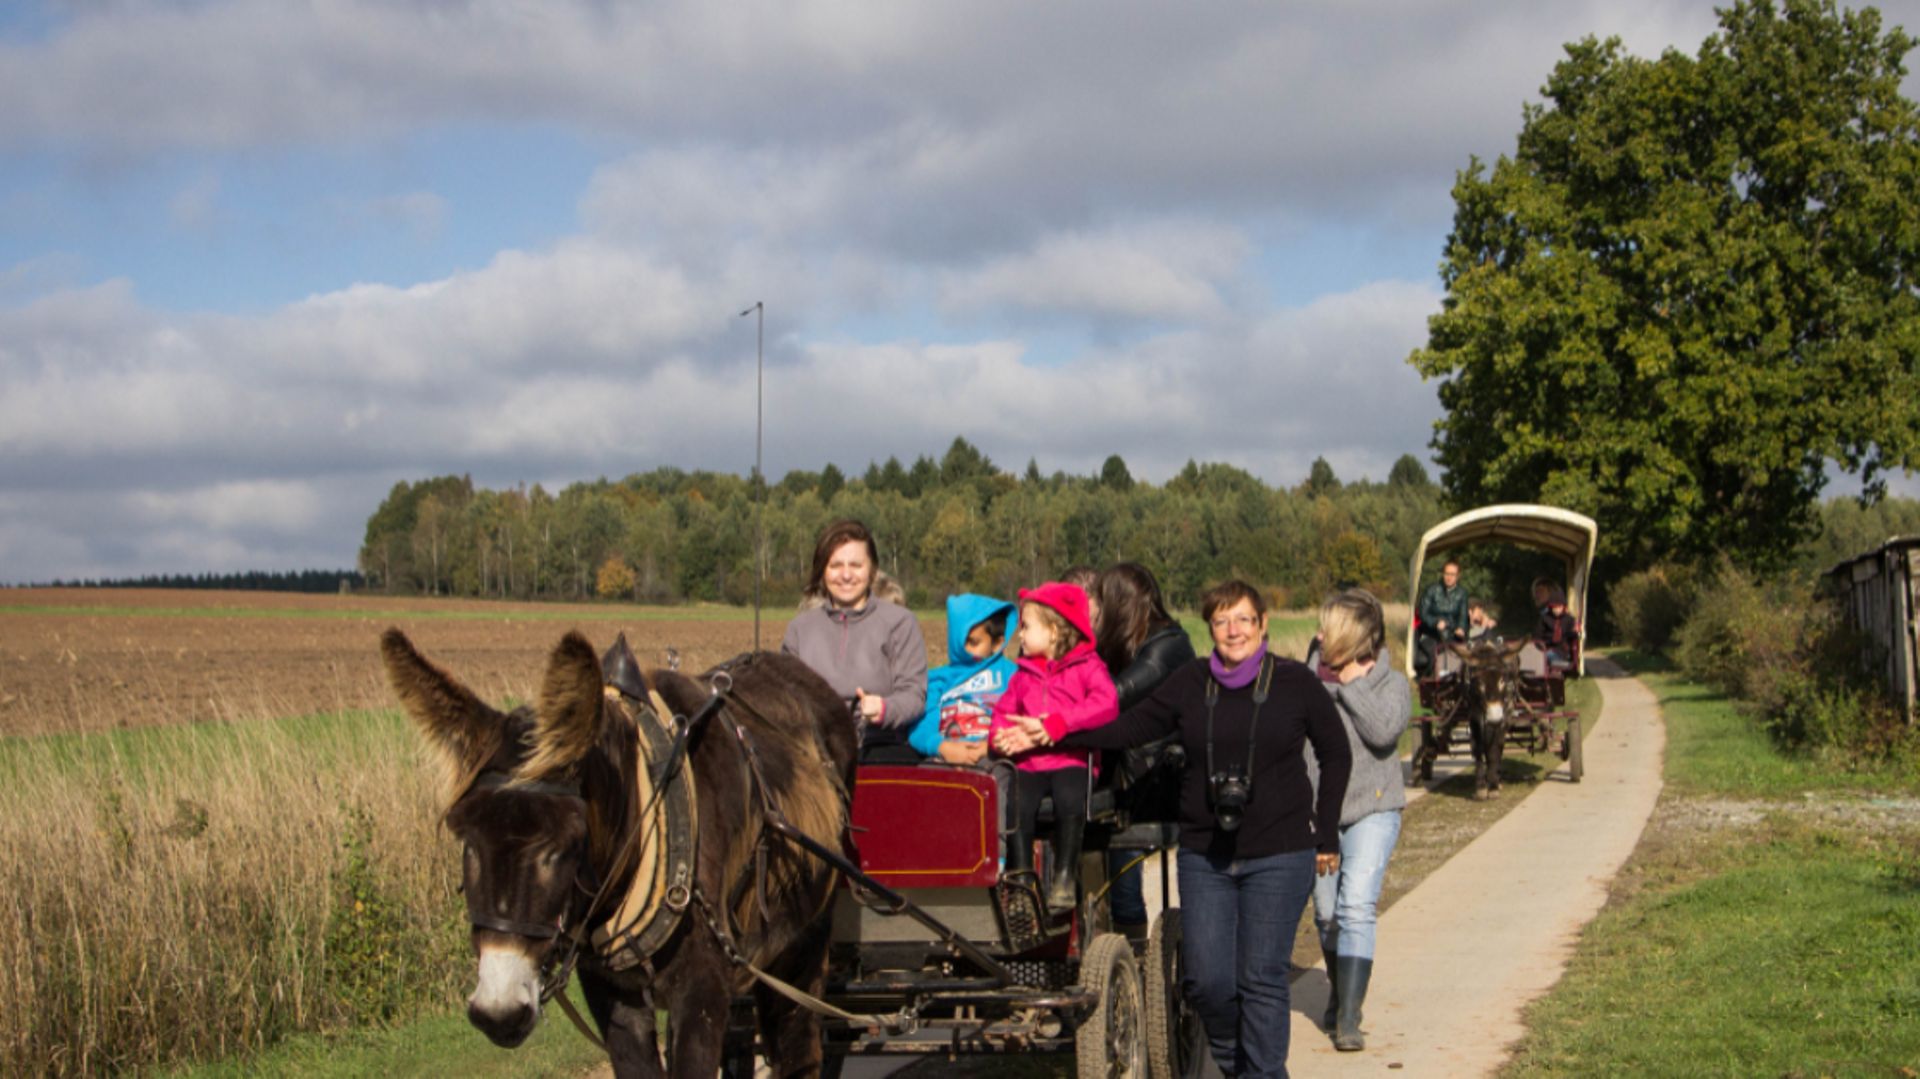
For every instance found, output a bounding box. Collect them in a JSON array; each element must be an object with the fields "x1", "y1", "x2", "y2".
[
  {"x1": 1415, "y1": 726, "x2": 1436, "y2": 782},
  {"x1": 1145, "y1": 910, "x2": 1206, "y2": 1079},
  {"x1": 1078, "y1": 932, "x2": 1147, "y2": 1079},
  {"x1": 1566, "y1": 717, "x2": 1584, "y2": 782}
]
